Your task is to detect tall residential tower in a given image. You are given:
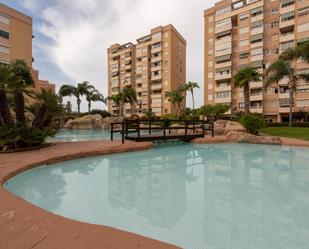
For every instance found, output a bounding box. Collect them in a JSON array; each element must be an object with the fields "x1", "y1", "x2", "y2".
[
  {"x1": 204, "y1": 0, "x2": 309, "y2": 122},
  {"x1": 107, "y1": 25, "x2": 186, "y2": 117}
]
